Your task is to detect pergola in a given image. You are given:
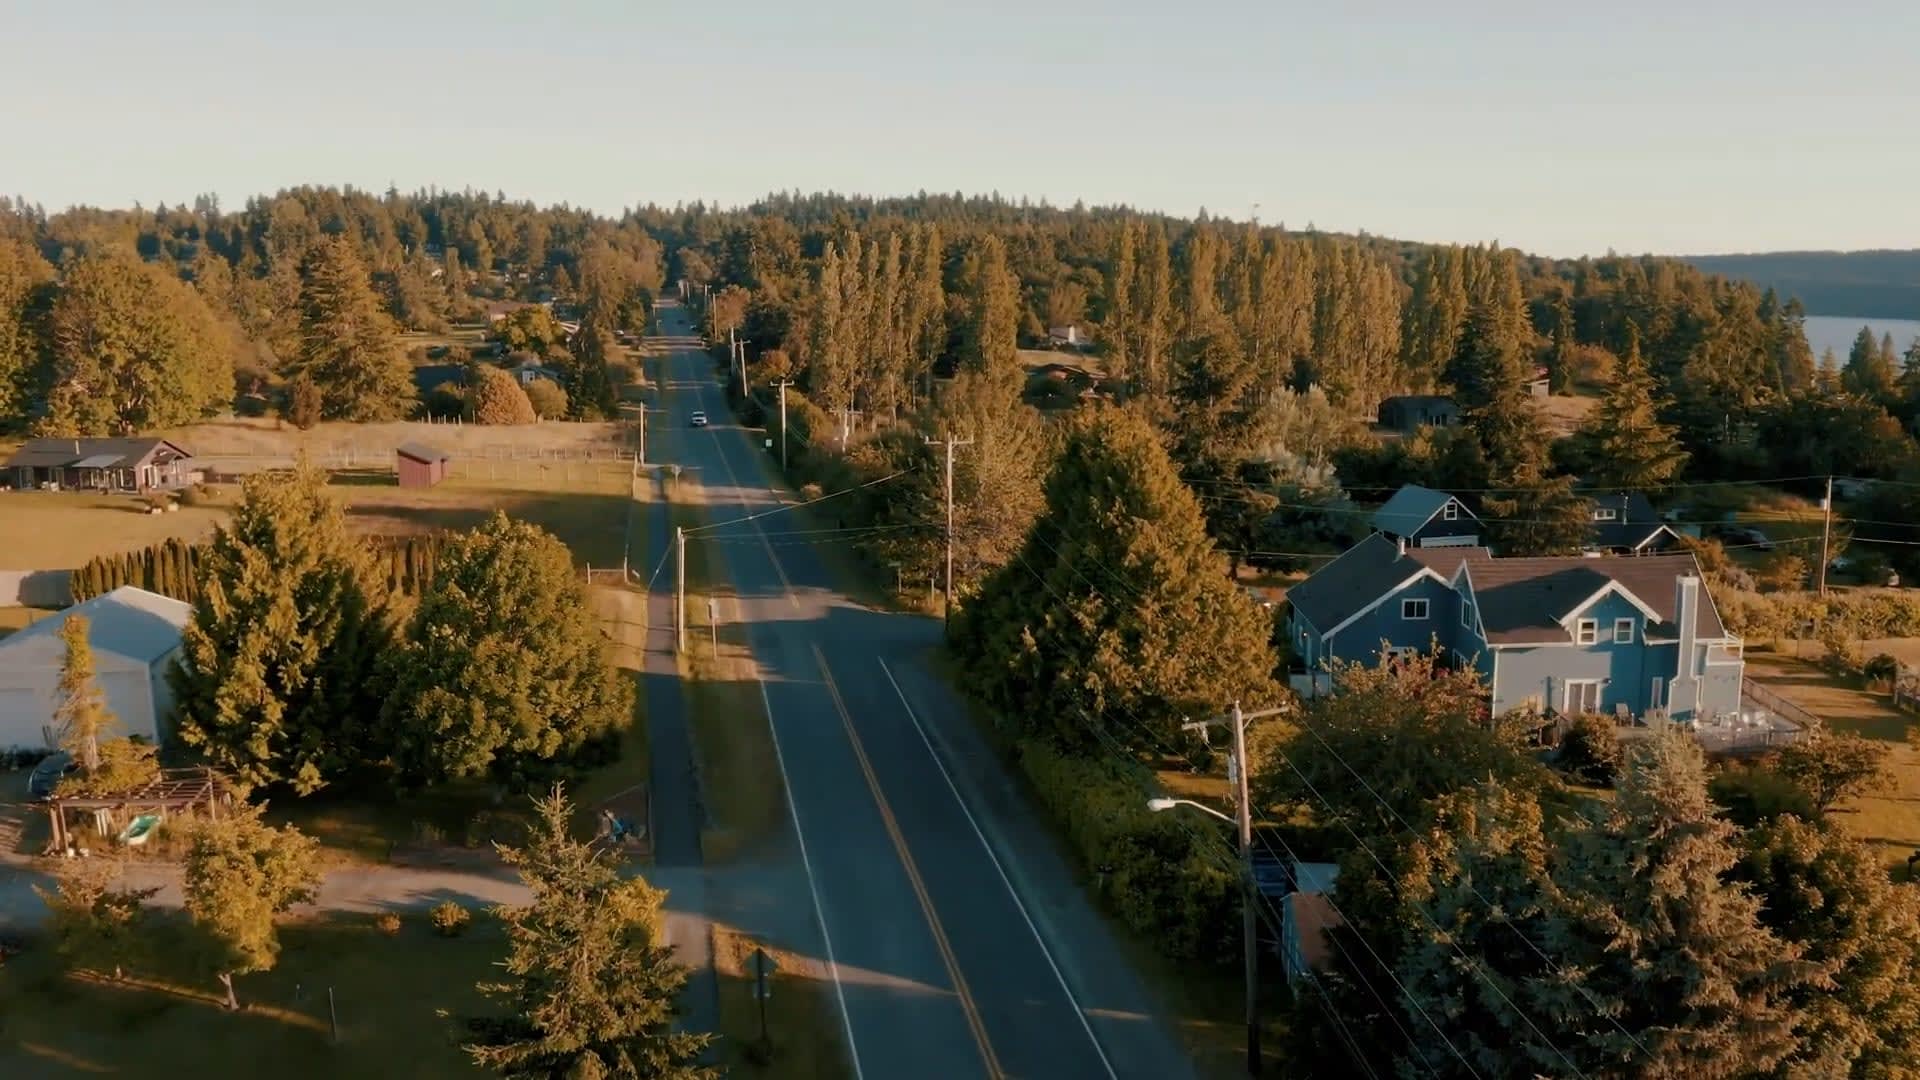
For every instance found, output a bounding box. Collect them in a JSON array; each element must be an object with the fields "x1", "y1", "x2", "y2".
[{"x1": 46, "y1": 767, "x2": 235, "y2": 853}]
